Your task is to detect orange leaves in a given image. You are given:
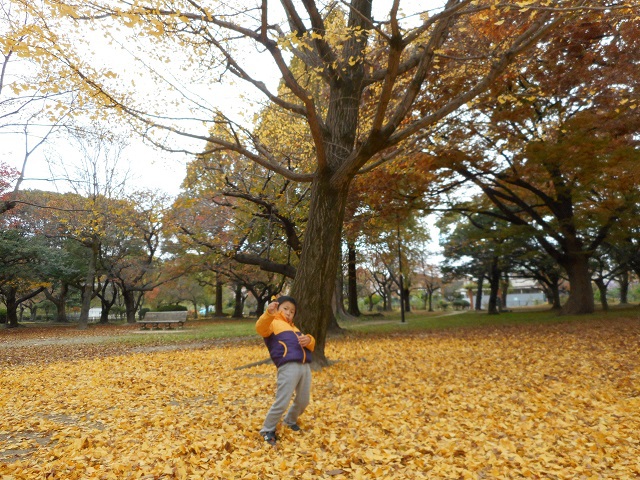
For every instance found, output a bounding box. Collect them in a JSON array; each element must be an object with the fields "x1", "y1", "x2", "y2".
[{"x1": 1, "y1": 318, "x2": 640, "y2": 478}]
